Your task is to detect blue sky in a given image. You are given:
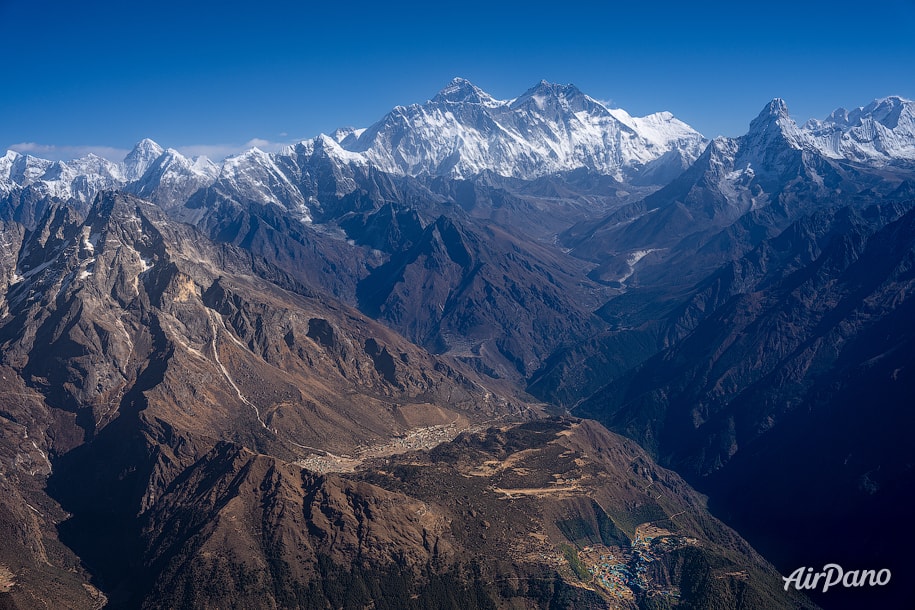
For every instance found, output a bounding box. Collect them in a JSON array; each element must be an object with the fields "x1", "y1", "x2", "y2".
[{"x1": 2, "y1": 0, "x2": 914, "y2": 161}]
